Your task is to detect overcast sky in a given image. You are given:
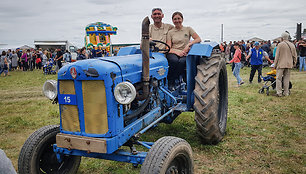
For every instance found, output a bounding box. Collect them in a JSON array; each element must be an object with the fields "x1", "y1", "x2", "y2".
[{"x1": 0, "y1": 0, "x2": 305, "y2": 48}]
